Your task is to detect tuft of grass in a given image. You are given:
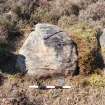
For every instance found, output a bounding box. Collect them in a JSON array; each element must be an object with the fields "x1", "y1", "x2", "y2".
[
  {"x1": 79, "y1": 1, "x2": 105, "y2": 29},
  {"x1": 30, "y1": 6, "x2": 60, "y2": 25},
  {"x1": 58, "y1": 15, "x2": 78, "y2": 27},
  {"x1": 69, "y1": 22, "x2": 96, "y2": 39},
  {"x1": 89, "y1": 74, "x2": 105, "y2": 87}
]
